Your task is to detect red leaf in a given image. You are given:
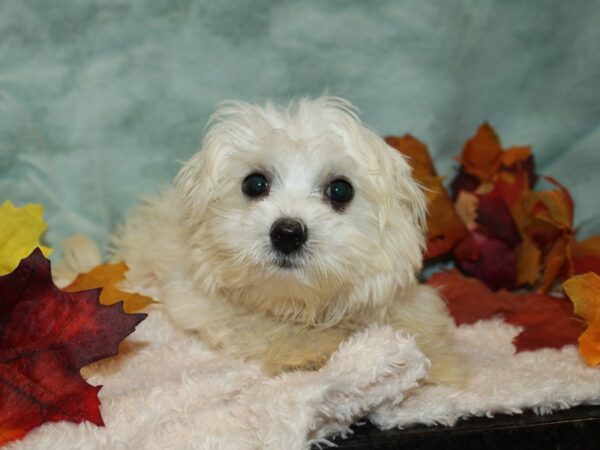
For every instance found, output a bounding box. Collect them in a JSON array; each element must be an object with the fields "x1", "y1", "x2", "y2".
[
  {"x1": 498, "y1": 291, "x2": 586, "y2": 352},
  {"x1": 428, "y1": 270, "x2": 513, "y2": 325},
  {"x1": 0, "y1": 249, "x2": 146, "y2": 445},
  {"x1": 430, "y1": 271, "x2": 586, "y2": 353},
  {"x1": 454, "y1": 232, "x2": 518, "y2": 290},
  {"x1": 476, "y1": 186, "x2": 521, "y2": 247},
  {"x1": 450, "y1": 166, "x2": 481, "y2": 200}
]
